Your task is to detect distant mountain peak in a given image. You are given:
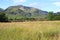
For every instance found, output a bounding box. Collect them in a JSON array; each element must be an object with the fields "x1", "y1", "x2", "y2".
[
  {"x1": 1, "y1": 5, "x2": 48, "y2": 20},
  {"x1": 0, "y1": 8, "x2": 4, "y2": 12}
]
